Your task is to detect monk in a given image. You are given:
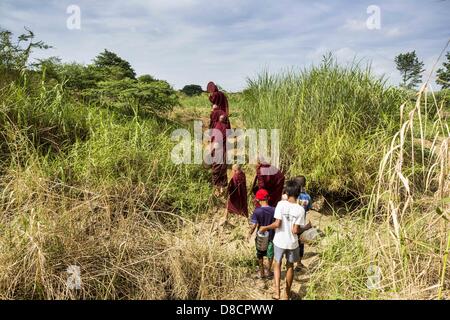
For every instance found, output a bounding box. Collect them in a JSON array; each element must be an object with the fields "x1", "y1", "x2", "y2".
[
  {"x1": 207, "y1": 81, "x2": 229, "y2": 115},
  {"x1": 226, "y1": 164, "x2": 248, "y2": 221},
  {"x1": 211, "y1": 114, "x2": 229, "y2": 196},
  {"x1": 209, "y1": 104, "x2": 230, "y2": 130},
  {"x1": 252, "y1": 159, "x2": 285, "y2": 208}
]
